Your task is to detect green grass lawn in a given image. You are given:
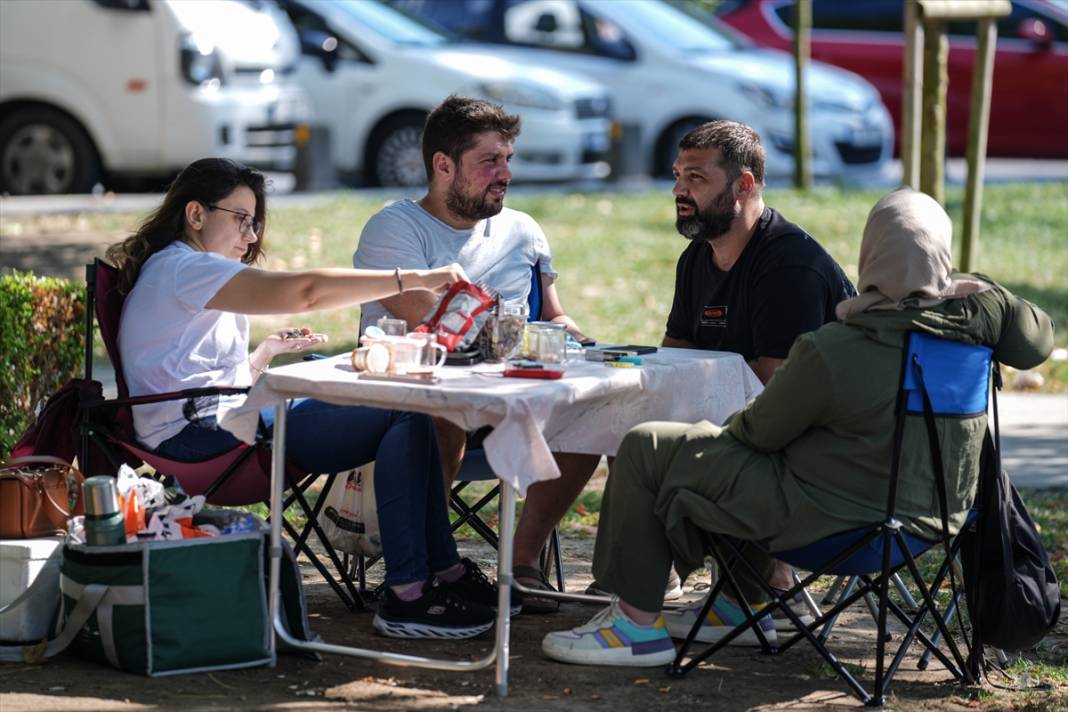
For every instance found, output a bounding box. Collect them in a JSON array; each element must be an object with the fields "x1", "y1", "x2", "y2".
[
  {"x1": 37, "y1": 181, "x2": 1061, "y2": 384},
  {"x1": 244, "y1": 182, "x2": 1067, "y2": 385}
]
